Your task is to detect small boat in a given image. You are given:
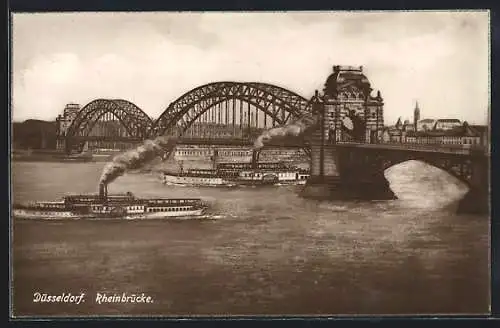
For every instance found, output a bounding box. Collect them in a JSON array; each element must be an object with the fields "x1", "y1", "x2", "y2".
[{"x1": 12, "y1": 184, "x2": 208, "y2": 220}]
